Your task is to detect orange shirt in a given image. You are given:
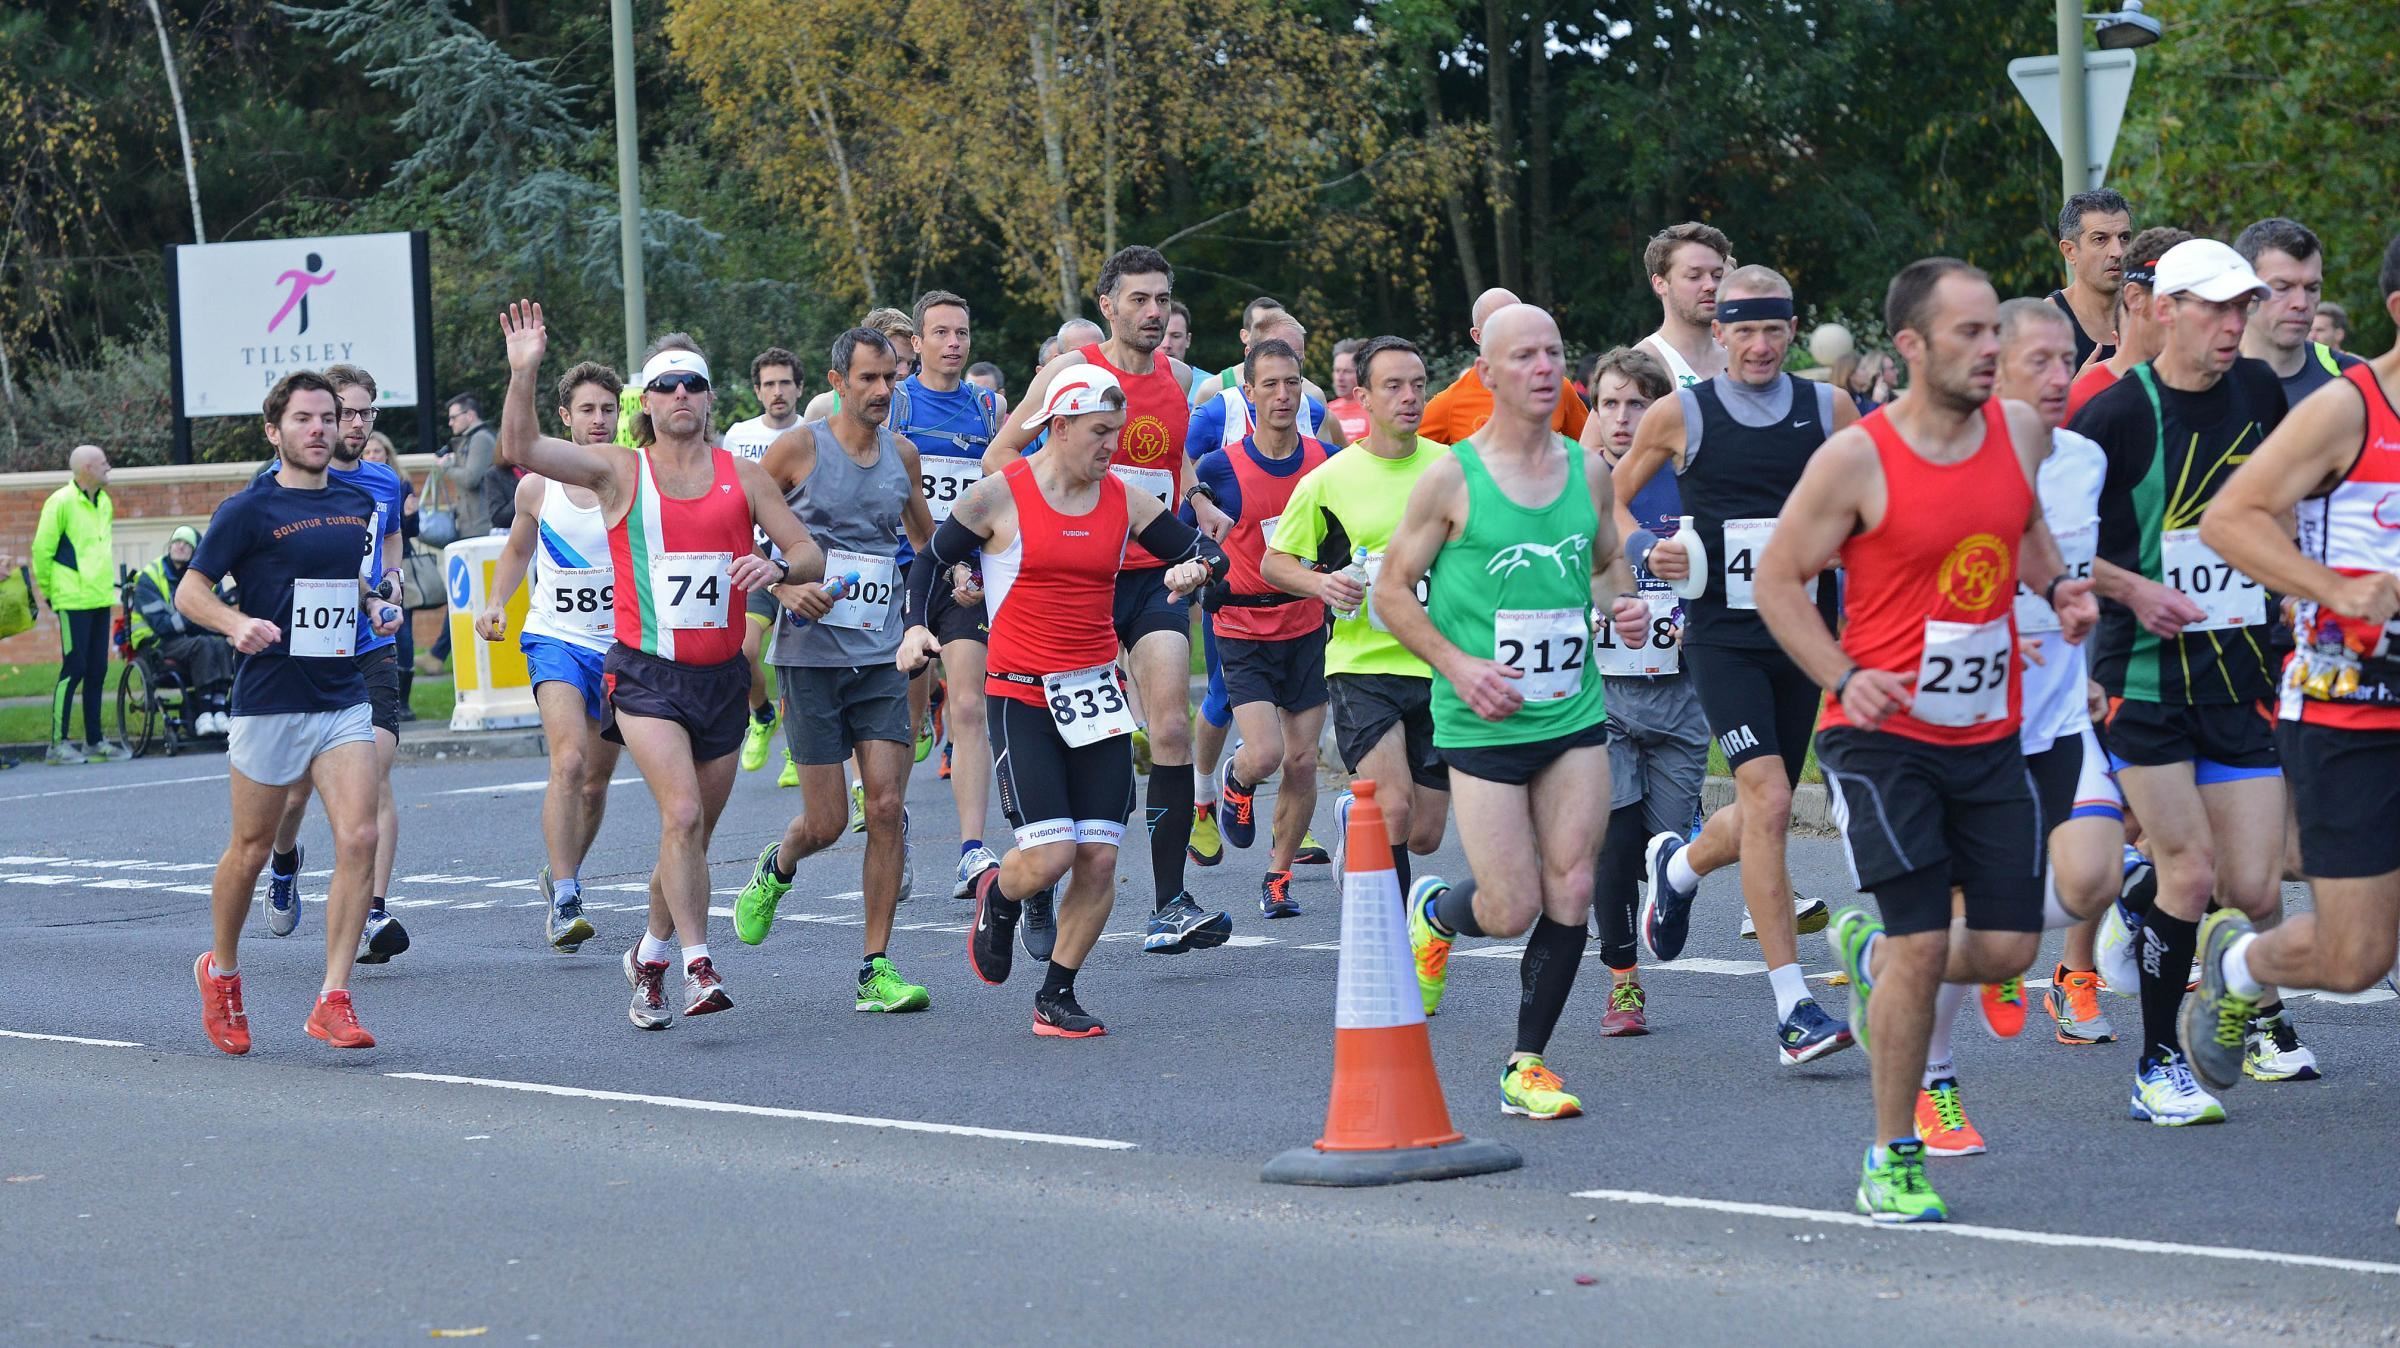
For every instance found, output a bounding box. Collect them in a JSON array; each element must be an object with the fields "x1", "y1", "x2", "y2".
[
  {"x1": 1420, "y1": 367, "x2": 1589, "y2": 446},
  {"x1": 2065, "y1": 363, "x2": 2119, "y2": 422}
]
